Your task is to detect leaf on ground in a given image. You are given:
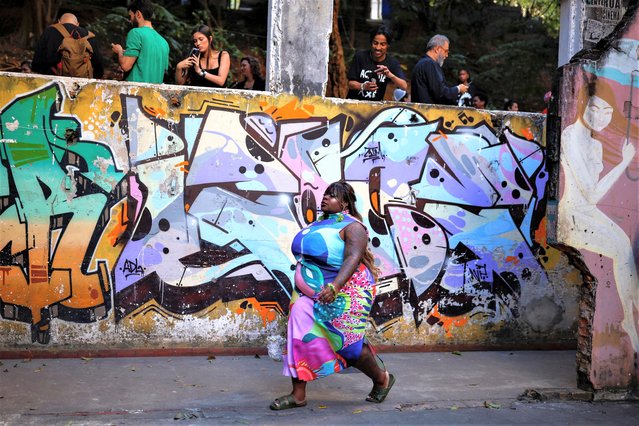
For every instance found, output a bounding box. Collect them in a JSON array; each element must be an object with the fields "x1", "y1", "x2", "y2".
[
  {"x1": 207, "y1": 355, "x2": 216, "y2": 361},
  {"x1": 484, "y1": 401, "x2": 501, "y2": 409},
  {"x1": 451, "y1": 351, "x2": 462, "y2": 356},
  {"x1": 34, "y1": 368, "x2": 42, "y2": 373},
  {"x1": 352, "y1": 409, "x2": 362, "y2": 414},
  {"x1": 2, "y1": 369, "x2": 8, "y2": 373},
  {"x1": 468, "y1": 383, "x2": 479, "y2": 386},
  {"x1": 130, "y1": 367, "x2": 136, "y2": 371},
  {"x1": 450, "y1": 405, "x2": 458, "y2": 410},
  {"x1": 318, "y1": 405, "x2": 327, "y2": 409},
  {"x1": 81, "y1": 357, "x2": 92, "y2": 362},
  {"x1": 174, "y1": 411, "x2": 198, "y2": 420},
  {"x1": 0, "y1": 361, "x2": 3, "y2": 366},
  {"x1": 22, "y1": 359, "x2": 32, "y2": 363},
  {"x1": 254, "y1": 354, "x2": 261, "y2": 359}
]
